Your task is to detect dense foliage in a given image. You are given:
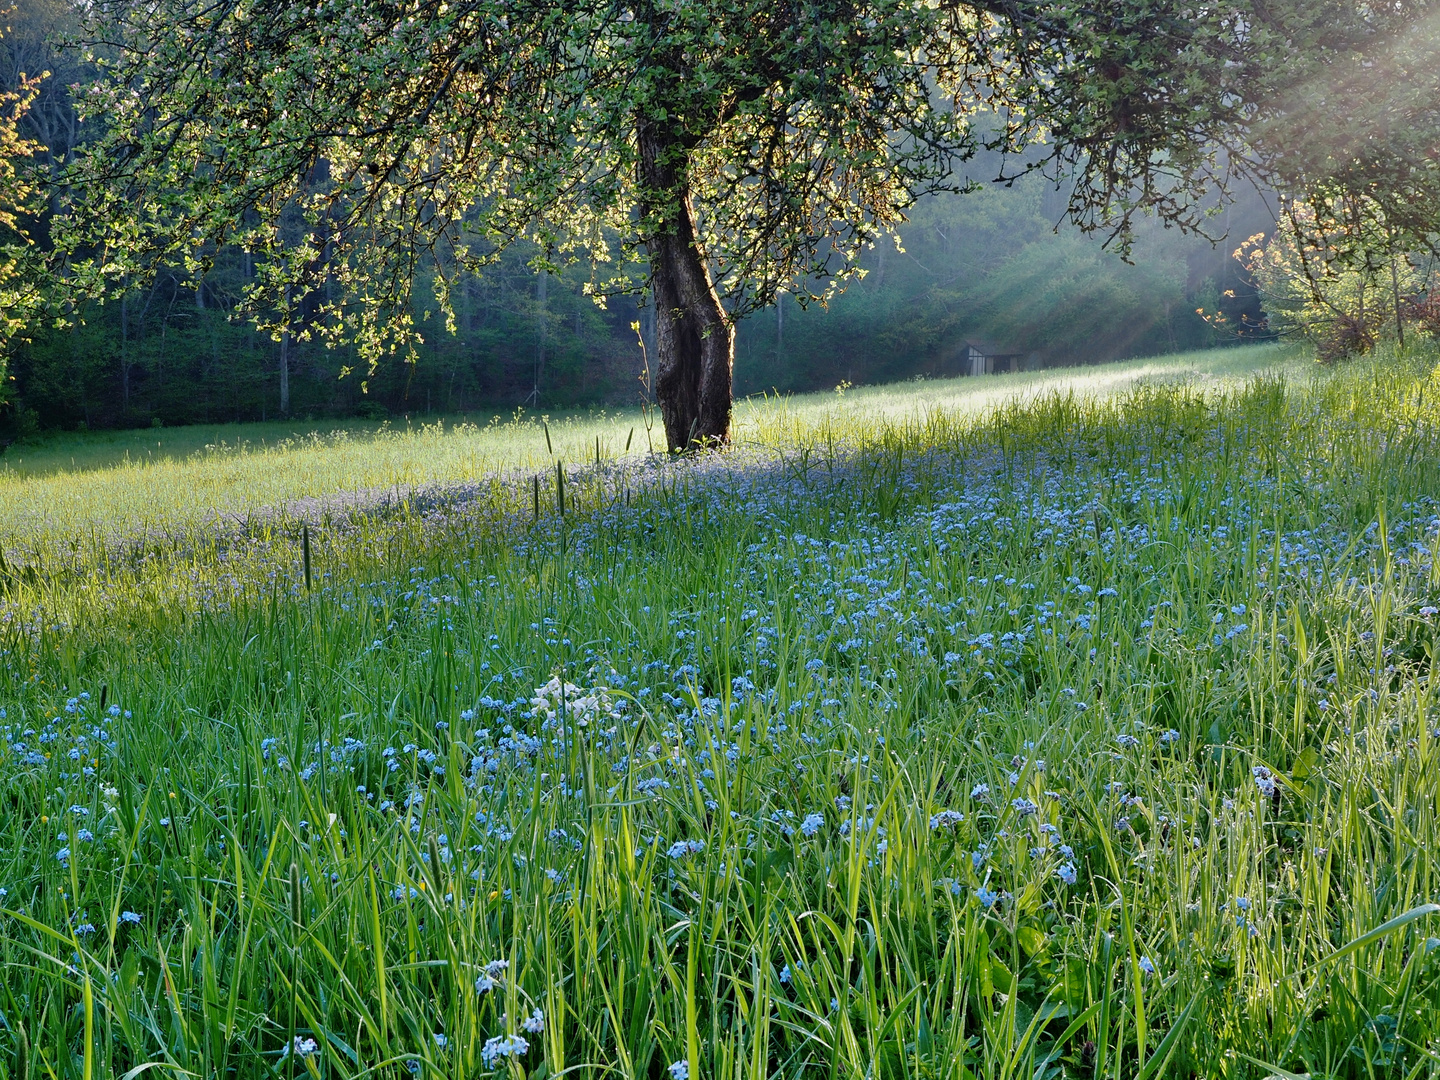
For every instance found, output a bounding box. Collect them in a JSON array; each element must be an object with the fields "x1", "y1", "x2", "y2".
[
  {"x1": 0, "y1": 23, "x2": 41, "y2": 348},
  {"x1": 3, "y1": 247, "x2": 650, "y2": 435},
  {"x1": 1245, "y1": 0, "x2": 1440, "y2": 264},
  {"x1": 1233, "y1": 0, "x2": 1440, "y2": 360}
]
